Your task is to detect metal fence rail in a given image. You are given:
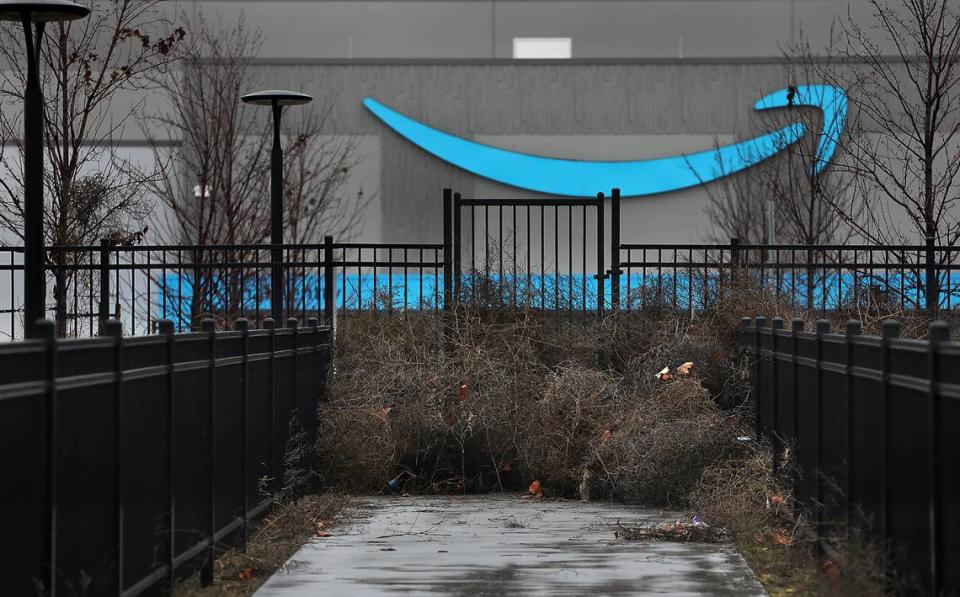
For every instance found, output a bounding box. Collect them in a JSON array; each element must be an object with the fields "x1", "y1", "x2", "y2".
[
  {"x1": 615, "y1": 242, "x2": 960, "y2": 314},
  {"x1": 4, "y1": 189, "x2": 960, "y2": 341},
  {"x1": 739, "y1": 317, "x2": 960, "y2": 594},
  {"x1": 0, "y1": 316, "x2": 331, "y2": 596}
]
